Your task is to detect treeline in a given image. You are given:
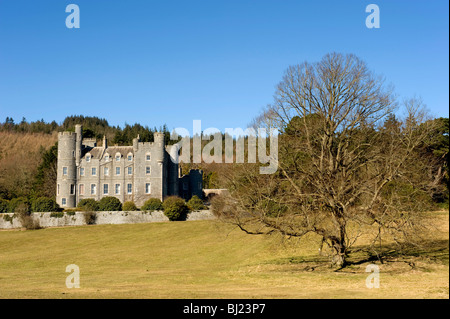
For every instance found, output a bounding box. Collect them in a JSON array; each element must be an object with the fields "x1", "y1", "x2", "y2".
[
  {"x1": 1, "y1": 115, "x2": 175, "y2": 146},
  {"x1": 1, "y1": 117, "x2": 59, "y2": 134}
]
